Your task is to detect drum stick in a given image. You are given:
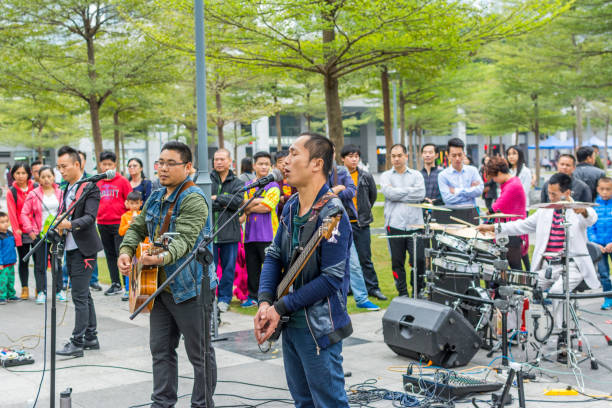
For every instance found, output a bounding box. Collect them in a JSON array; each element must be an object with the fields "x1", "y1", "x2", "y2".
[{"x1": 450, "y1": 216, "x2": 477, "y2": 228}]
